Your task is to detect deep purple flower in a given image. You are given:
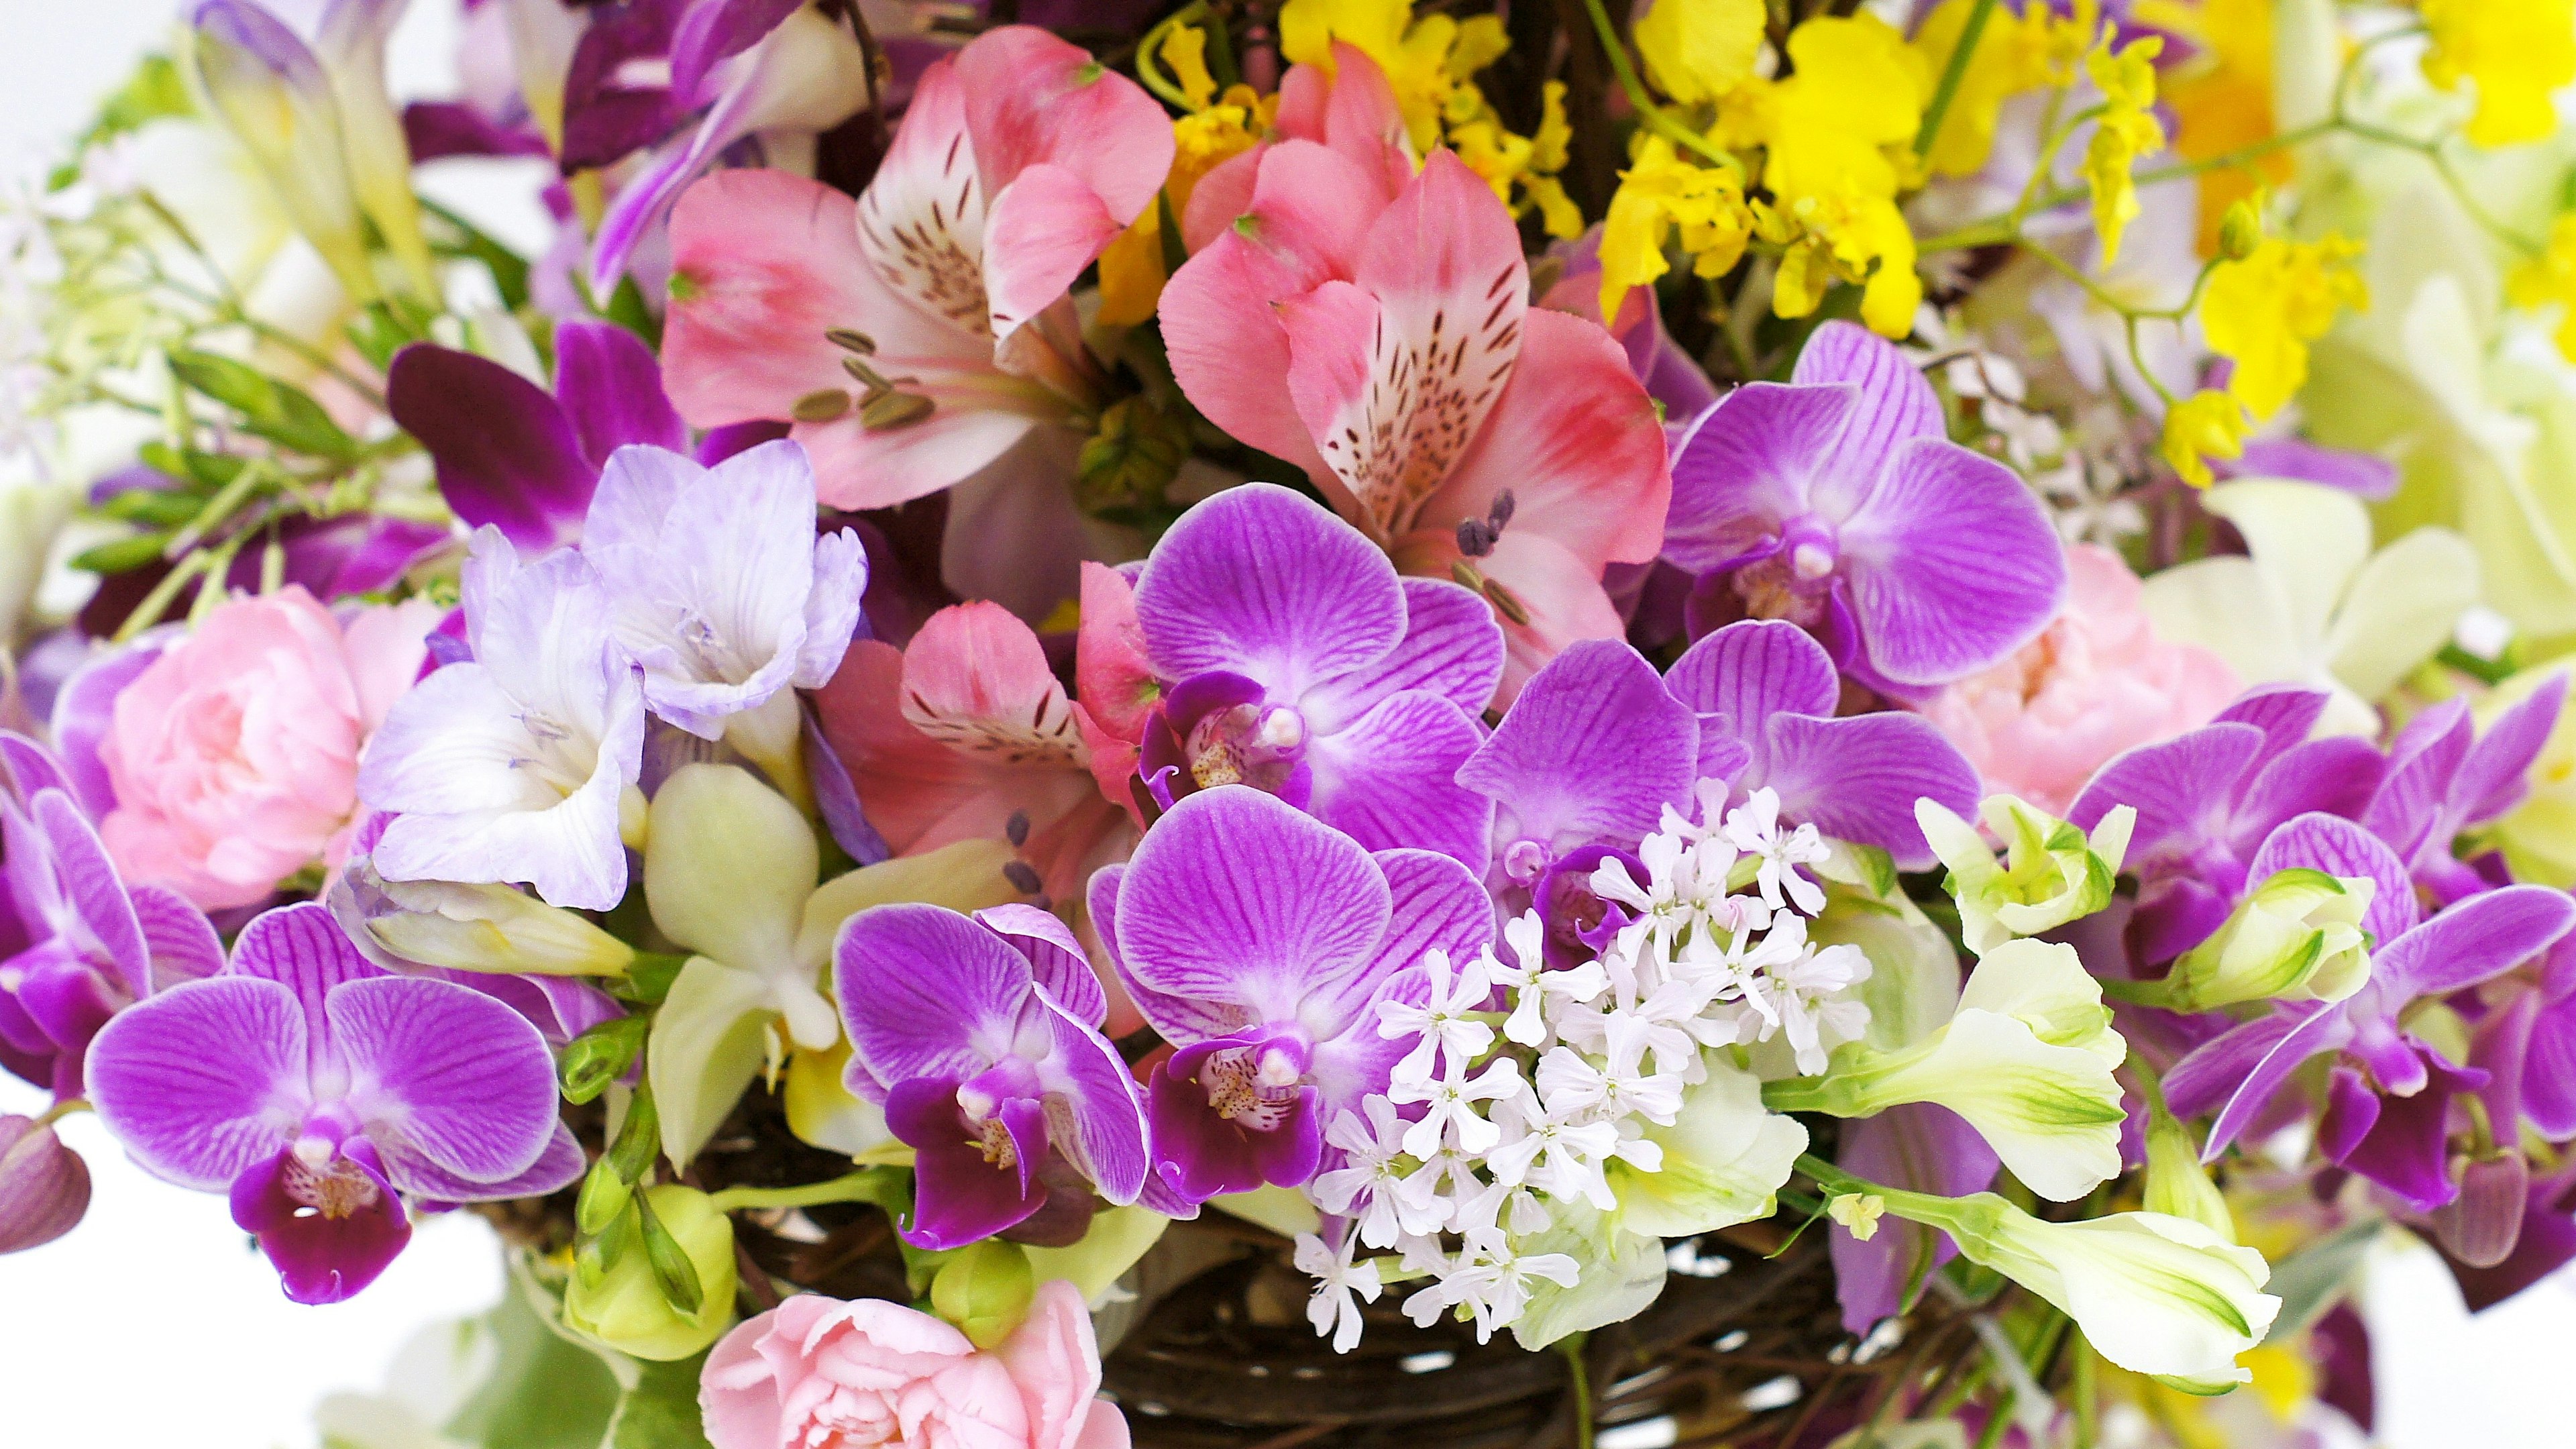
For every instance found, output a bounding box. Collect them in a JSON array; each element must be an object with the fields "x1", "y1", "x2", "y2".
[
  {"x1": 1096, "y1": 786, "x2": 1491, "y2": 1203},
  {"x1": 2167, "y1": 815, "x2": 2576, "y2": 1210},
  {"x1": 386, "y1": 318, "x2": 686, "y2": 555},
  {"x1": 1131, "y1": 483, "x2": 1503, "y2": 871},
  {"x1": 85, "y1": 904, "x2": 580, "y2": 1302},
  {"x1": 1661, "y1": 321, "x2": 2065, "y2": 694},
  {"x1": 2069, "y1": 685, "x2": 2385, "y2": 964},
  {"x1": 0, "y1": 780, "x2": 222, "y2": 1098},
  {"x1": 1668, "y1": 620, "x2": 1978, "y2": 869},
  {"x1": 835, "y1": 903, "x2": 1146, "y2": 1249},
  {"x1": 2362, "y1": 676, "x2": 2566, "y2": 905}
]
